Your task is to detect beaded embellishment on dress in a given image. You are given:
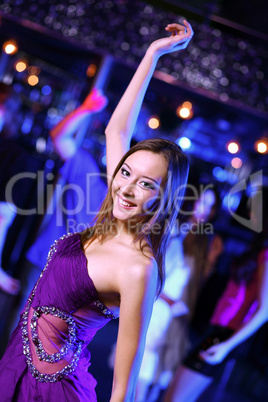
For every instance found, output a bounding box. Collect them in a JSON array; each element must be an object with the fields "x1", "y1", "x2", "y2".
[
  {"x1": 21, "y1": 233, "x2": 82, "y2": 382},
  {"x1": 91, "y1": 300, "x2": 118, "y2": 319},
  {"x1": 31, "y1": 306, "x2": 81, "y2": 363},
  {"x1": 21, "y1": 232, "x2": 118, "y2": 383}
]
